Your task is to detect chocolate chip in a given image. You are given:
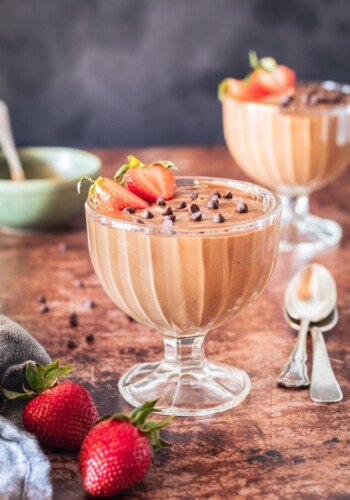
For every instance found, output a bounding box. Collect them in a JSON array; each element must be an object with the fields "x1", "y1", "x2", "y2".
[
  {"x1": 236, "y1": 202, "x2": 248, "y2": 213},
  {"x1": 177, "y1": 201, "x2": 187, "y2": 209},
  {"x1": 85, "y1": 334, "x2": 95, "y2": 343},
  {"x1": 280, "y1": 95, "x2": 294, "y2": 107},
  {"x1": 74, "y1": 279, "x2": 84, "y2": 289},
  {"x1": 189, "y1": 203, "x2": 200, "y2": 214},
  {"x1": 156, "y1": 197, "x2": 166, "y2": 206},
  {"x1": 37, "y1": 295, "x2": 46, "y2": 304},
  {"x1": 127, "y1": 315, "x2": 136, "y2": 322},
  {"x1": 191, "y1": 211, "x2": 202, "y2": 221},
  {"x1": 67, "y1": 339, "x2": 78, "y2": 349},
  {"x1": 140, "y1": 210, "x2": 153, "y2": 219},
  {"x1": 136, "y1": 219, "x2": 145, "y2": 224},
  {"x1": 69, "y1": 312, "x2": 79, "y2": 328},
  {"x1": 39, "y1": 305, "x2": 50, "y2": 313},
  {"x1": 58, "y1": 242, "x2": 67, "y2": 252},
  {"x1": 162, "y1": 206, "x2": 173, "y2": 216},
  {"x1": 213, "y1": 213, "x2": 225, "y2": 223},
  {"x1": 207, "y1": 199, "x2": 219, "y2": 210},
  {"x1": 165, "y1": 214, "x2": 176, "y2": 222},
  {"x1": 84, "y1": 299, "x2": 96, "y2": 309},
  {"x1": 123, "y1": 207, "x2": 136, "y2": 214},
  {"x1": 163, "y1": 219, "x2": 174, "y2": 227},
  {"x1": 223, "y1": 190, "x2": 233, "y2": 199},
  {"x1": 190, "y1": 192, "x2": 199, "y2": 200},
  {"x1": 211, "y1": 190, "x2": 222, "y2": 198}
]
